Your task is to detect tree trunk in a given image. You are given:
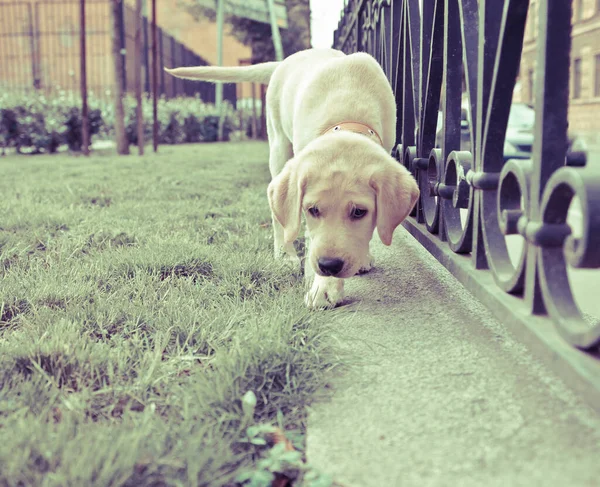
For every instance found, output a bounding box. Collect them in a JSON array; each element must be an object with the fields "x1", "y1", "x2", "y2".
[
  {"x1": 285, "y1": 0, "x2": 311, "y2": 51},
  {"x1": 111, "y1": 0, "x2": 129, "y2": 155}
]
